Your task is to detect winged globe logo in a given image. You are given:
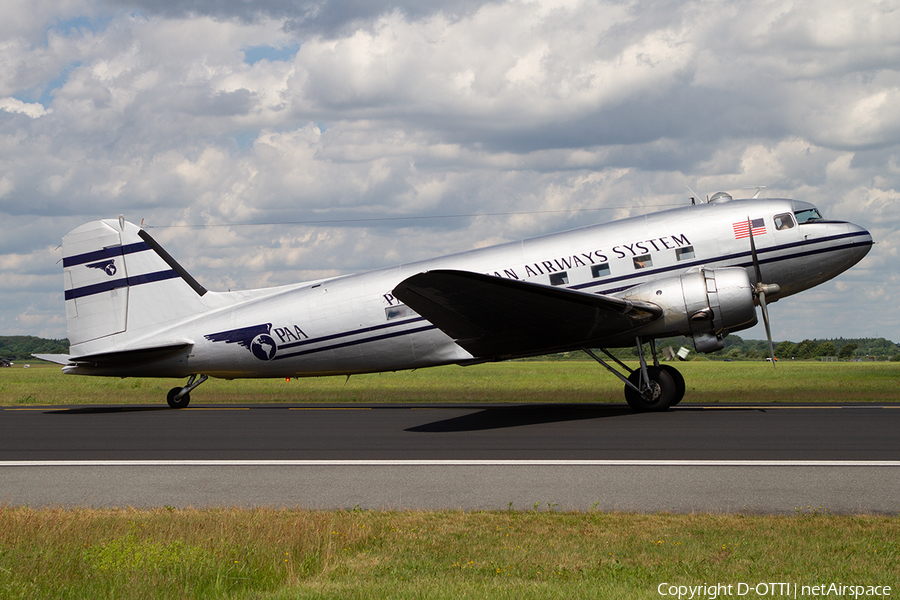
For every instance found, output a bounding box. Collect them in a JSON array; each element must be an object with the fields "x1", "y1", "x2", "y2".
[
  {"x1": 86, "y1": 259, "x2": 117, "y2": 276},
  {"x1": 250, "y1": 334, "x2": 277, "y2": 361},
  {"x1": 204, "y1": 323, "x2": 277, "y2": 361}
]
